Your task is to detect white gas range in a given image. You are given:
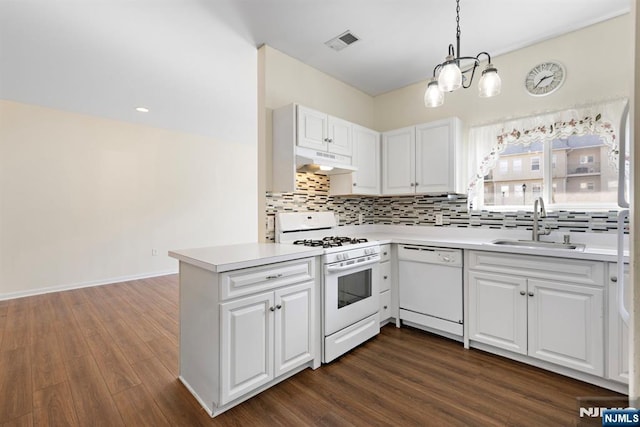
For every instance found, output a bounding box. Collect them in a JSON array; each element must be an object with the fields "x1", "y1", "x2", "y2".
[{"x1": 275, "y1": 212, "x2": 381, "y2": 363}]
